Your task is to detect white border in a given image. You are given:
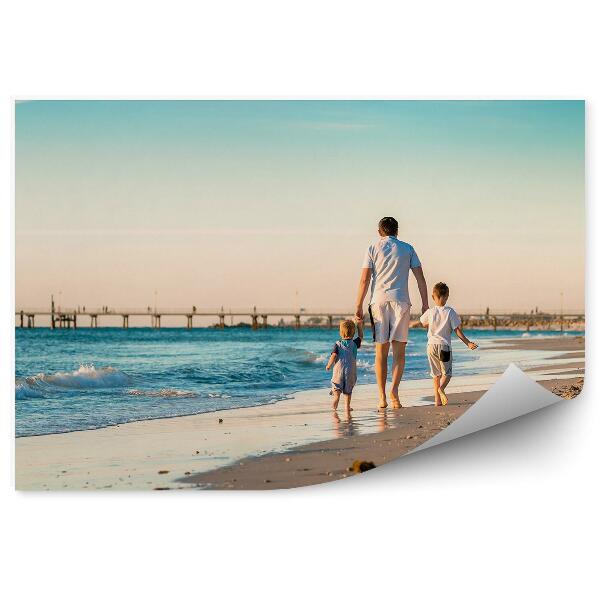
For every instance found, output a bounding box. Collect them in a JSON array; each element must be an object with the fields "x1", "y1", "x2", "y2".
[{"x1": 1, "y1": 2, "x2": 596, "y2": 599}]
